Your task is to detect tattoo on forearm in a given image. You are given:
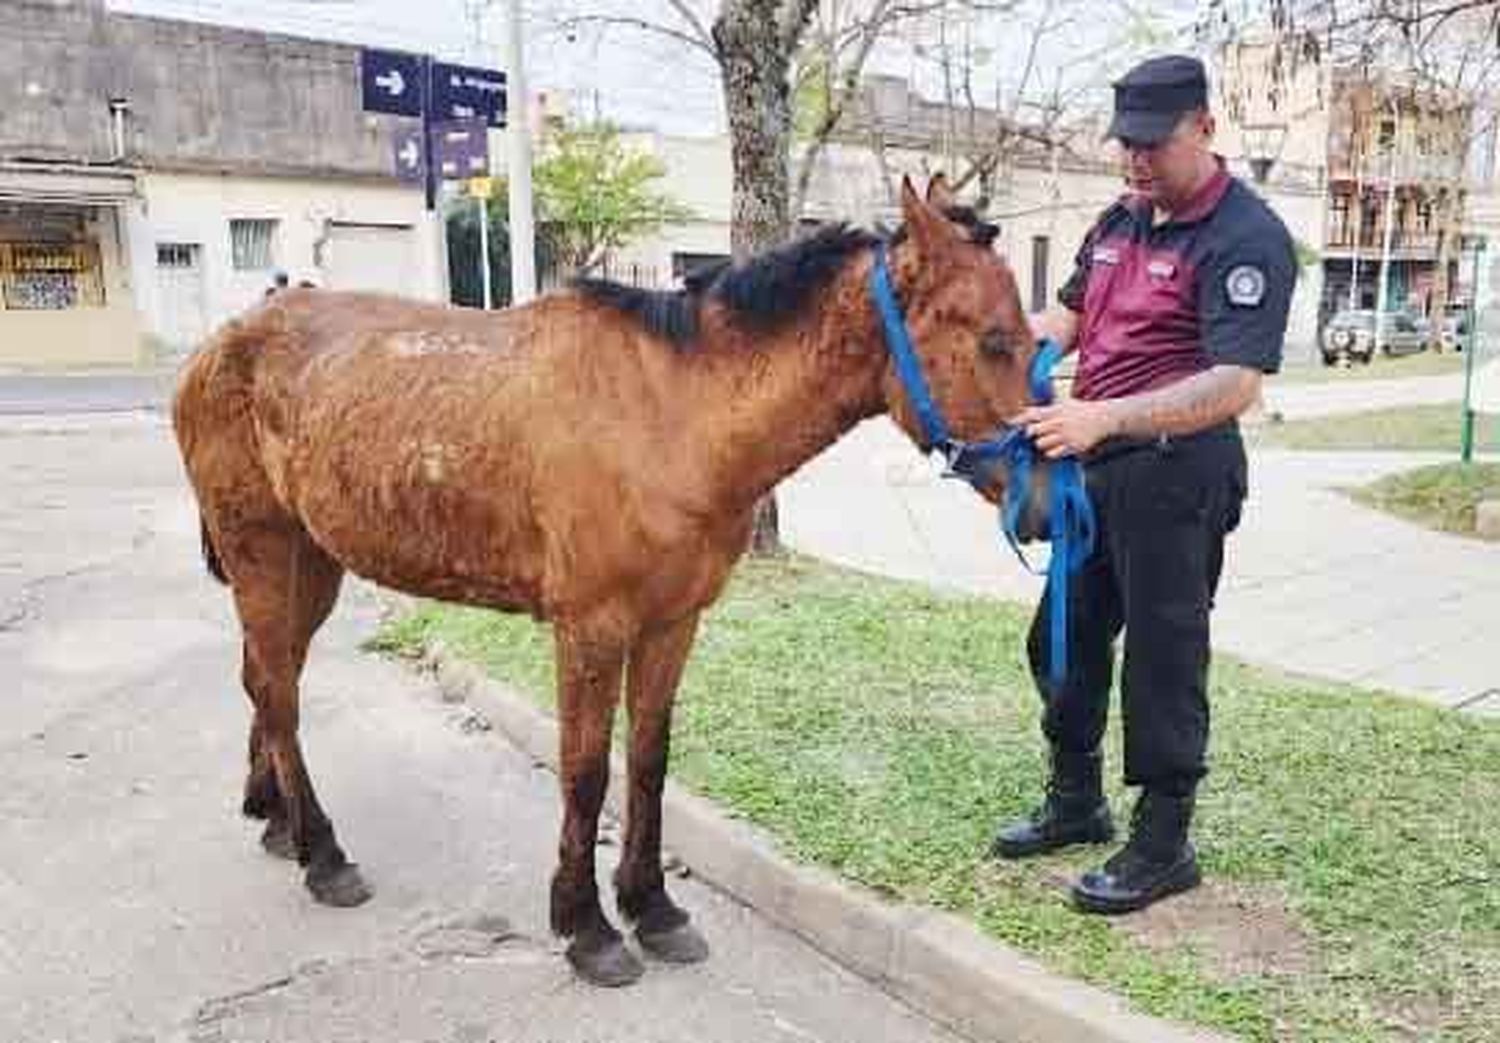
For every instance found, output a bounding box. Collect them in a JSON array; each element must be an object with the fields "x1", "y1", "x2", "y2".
[{"x1": 1109, "y1": 366, "x2": 1259, "y2": 439}]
